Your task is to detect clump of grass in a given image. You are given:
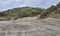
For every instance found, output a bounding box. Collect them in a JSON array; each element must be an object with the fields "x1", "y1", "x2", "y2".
[
  {"x1": 40, "y1": 11, "x2": 50, "y2": 19},
  {"x1": 40, "y1": 10, "x2": 60, "y2": 19}
]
